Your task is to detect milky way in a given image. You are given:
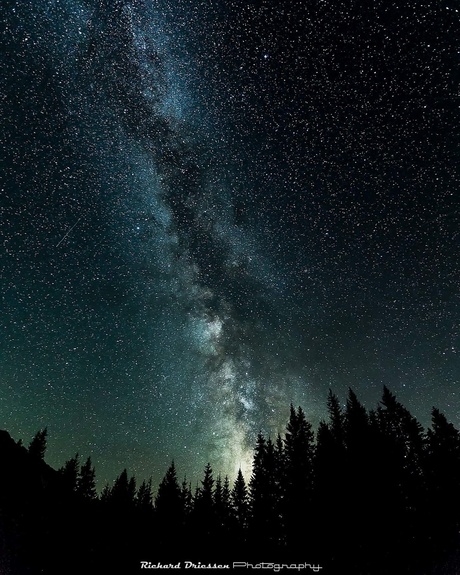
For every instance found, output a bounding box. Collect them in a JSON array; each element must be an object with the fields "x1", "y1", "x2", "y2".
[{"x1": 2, "y1": 0, "x2": 459, "y2": 488}]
